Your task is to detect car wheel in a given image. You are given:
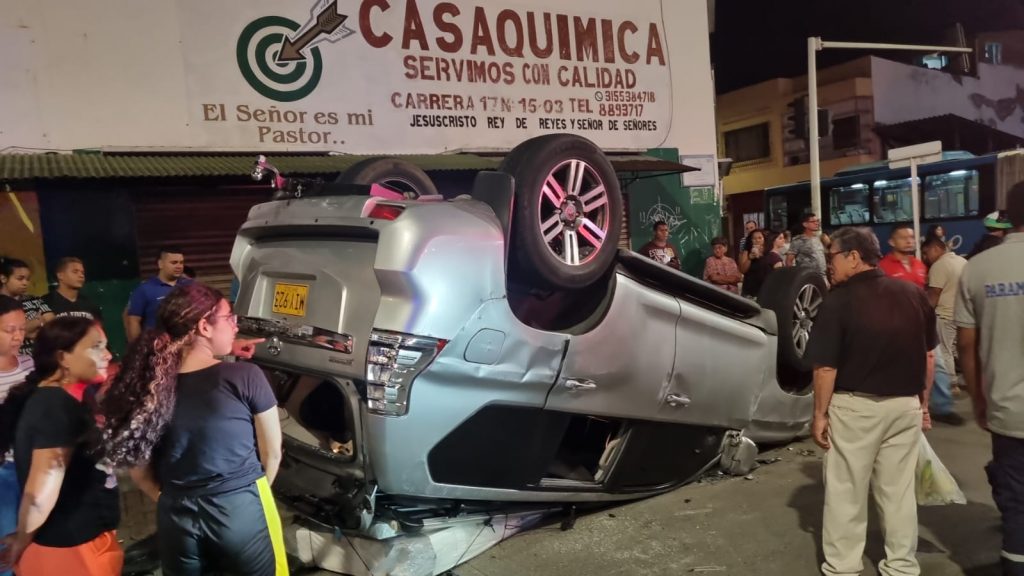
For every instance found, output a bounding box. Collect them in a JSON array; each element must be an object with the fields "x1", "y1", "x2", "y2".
[
  {"x1": 337, "y1": 157, "x2": 439, "y2": 199},
  {"x1": 758, "y1": 267, "x2": 827, "y2": 372},
  {"x1": 499, "y1": 134, "x2": 623, "y2": 290}
]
